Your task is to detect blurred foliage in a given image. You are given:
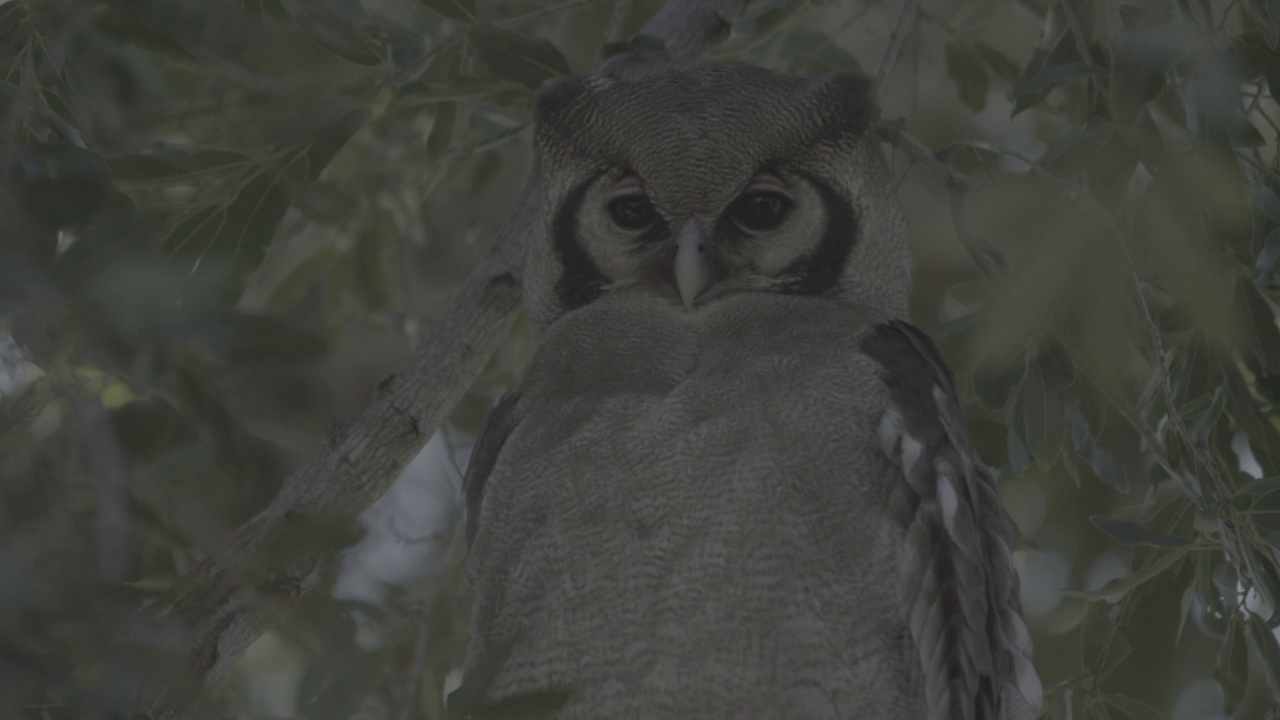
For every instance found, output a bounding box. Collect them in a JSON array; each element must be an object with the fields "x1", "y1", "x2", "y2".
[{"x1": 0, "y1": 0, "x2": 1279, "y2": 718}]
